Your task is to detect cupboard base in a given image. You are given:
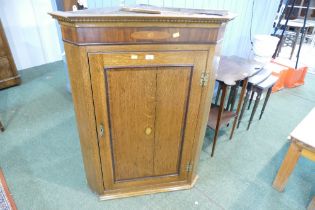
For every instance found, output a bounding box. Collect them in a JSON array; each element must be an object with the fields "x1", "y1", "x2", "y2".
[{"x1": 99, "y1": 175, "x2": 198, "y2": 201}]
